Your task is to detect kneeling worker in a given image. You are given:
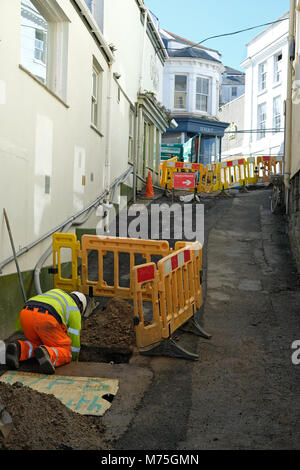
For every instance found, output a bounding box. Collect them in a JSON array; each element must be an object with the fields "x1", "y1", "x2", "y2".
[{"x1": 6, "y1": 289, "x2": 87, "y2": 375}]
